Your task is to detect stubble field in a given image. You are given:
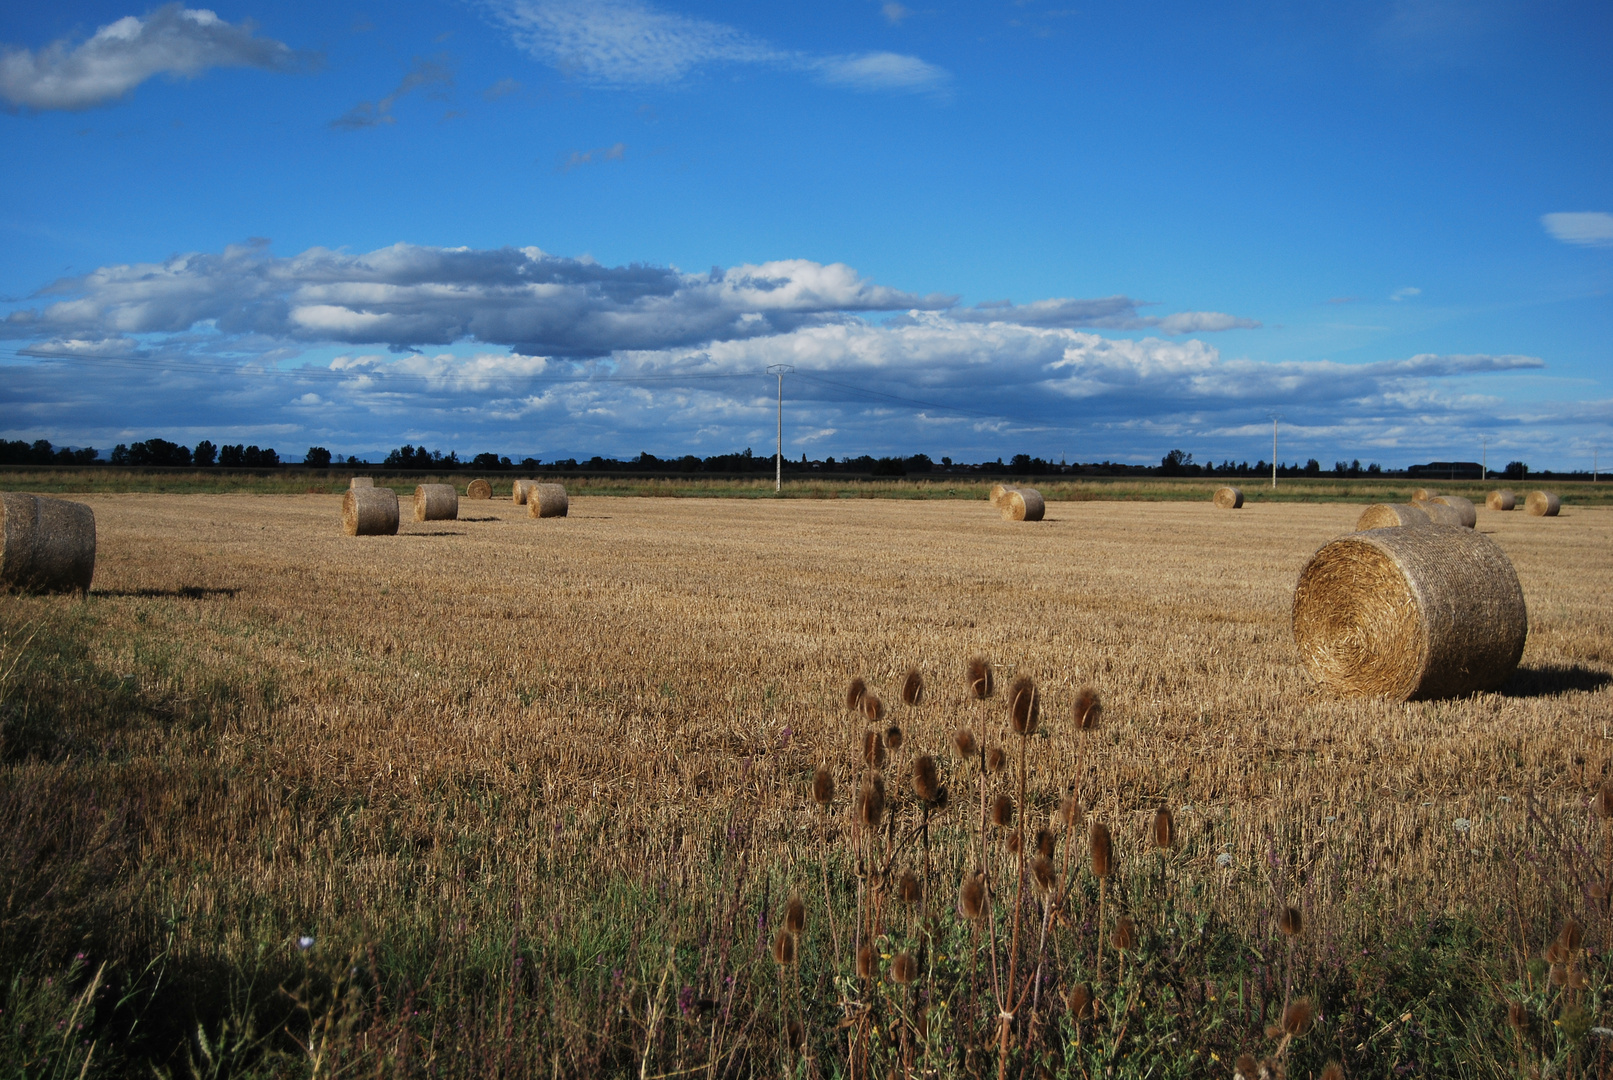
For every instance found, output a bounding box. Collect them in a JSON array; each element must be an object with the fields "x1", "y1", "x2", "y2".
[{"x1": 2, "y1": 492, "x2": 1610, "y2": 1077}]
